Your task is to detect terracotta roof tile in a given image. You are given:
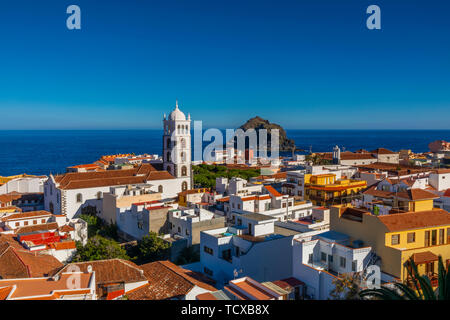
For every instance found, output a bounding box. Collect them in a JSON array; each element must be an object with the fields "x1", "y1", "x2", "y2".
[
  {"x1": 0, "y1": 235, "x2": 63, "y2": 279},
  {"x1": 264, "y1": 185, "x2": 283, "y2": 197},
  {"x1": 1, "y1": 211, "x2": 52, "y2": 222},
  {"x1": 0, "y1": 286, "x2": 14, "y2": 300},
  {"x1": 54, "y1": 164, "x2": 174, "y2": 190},
  {"x1": 378, "y1": 209, "x2": 450, "y2": 232},
  {"x1": 411, "y1": 251, "x2": 439, "y2": 264},
  {"x1": 15, "y1": 222, "x2": 59, "y2": 235},
  {"x1": 396, "y1": 189, "x2": 439, "y2": 201},
  {"x1": 127, "y1": 260, "x2": 216, "y2": 300},
  {"x1": 53, "y1": 259, "x2": 147, "y2": 288}
]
